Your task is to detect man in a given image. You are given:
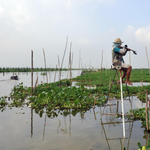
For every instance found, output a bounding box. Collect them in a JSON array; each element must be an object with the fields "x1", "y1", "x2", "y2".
[{"x1": 112, "y1": 38, "x2": 132, "y2": 85}]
